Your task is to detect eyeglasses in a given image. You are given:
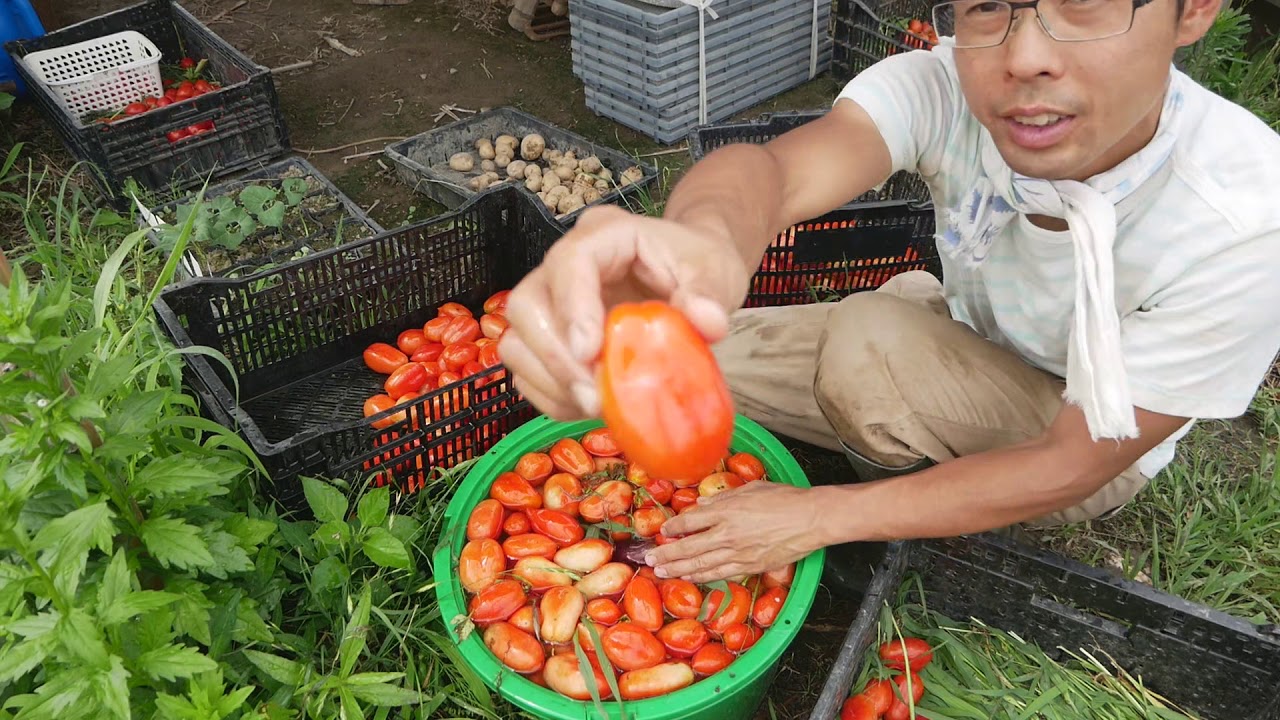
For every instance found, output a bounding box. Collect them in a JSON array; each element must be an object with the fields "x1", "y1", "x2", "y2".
[{"x1": 931, "y1": 0, "x2": 1157, "y2": 49}]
